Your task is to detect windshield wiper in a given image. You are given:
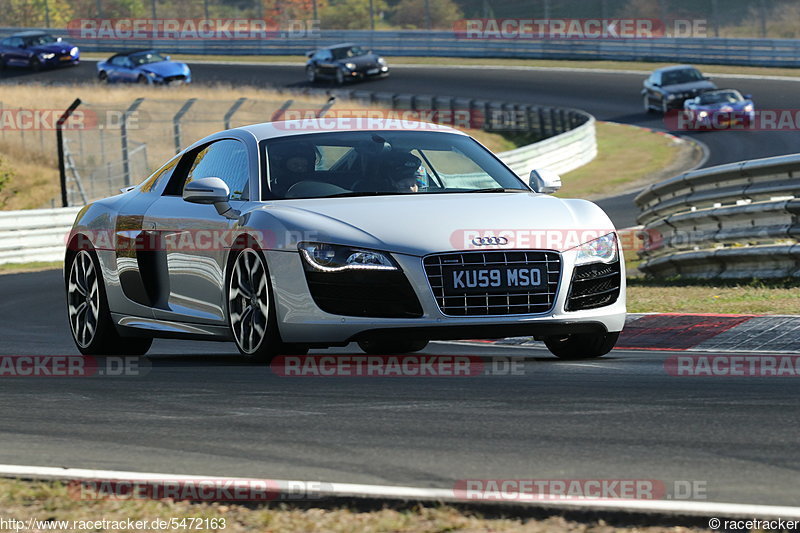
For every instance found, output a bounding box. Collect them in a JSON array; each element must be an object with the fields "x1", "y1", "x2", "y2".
[
  {"x1": 318, "y1": 191, "x2": 401, "y2": 199},
  {"x1": 464, "y1": 187, "x2": 529, "y2": 193}
]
